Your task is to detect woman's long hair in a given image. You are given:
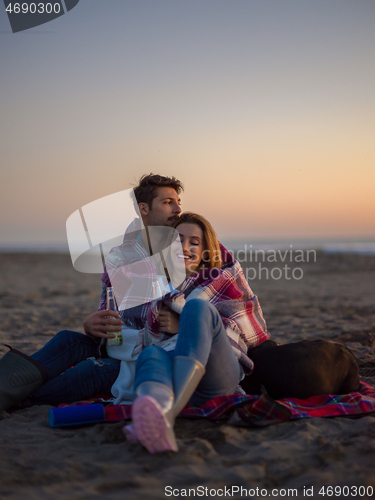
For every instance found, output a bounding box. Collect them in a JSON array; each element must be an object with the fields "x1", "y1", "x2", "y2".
[{"x1": 173, "y1": 212, "x2": 222, "y2": 271}]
